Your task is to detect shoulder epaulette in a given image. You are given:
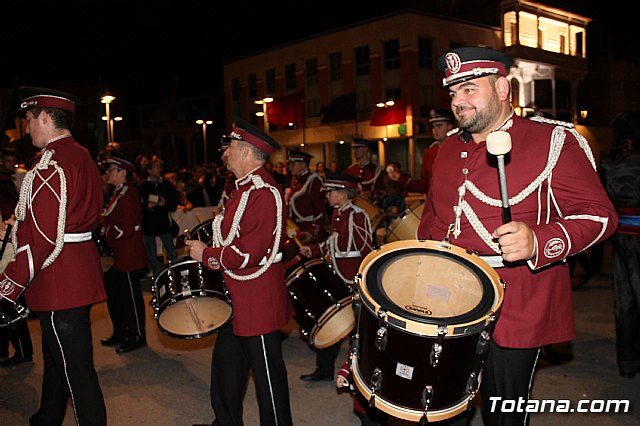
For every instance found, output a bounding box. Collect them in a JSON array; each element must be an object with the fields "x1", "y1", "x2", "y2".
[
  {"x1": 446, "y1": 127, "x2": 460, "y2": 137},
  {"x1": 529, "y1": 115, "x2": 574, "y2": 129}
]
